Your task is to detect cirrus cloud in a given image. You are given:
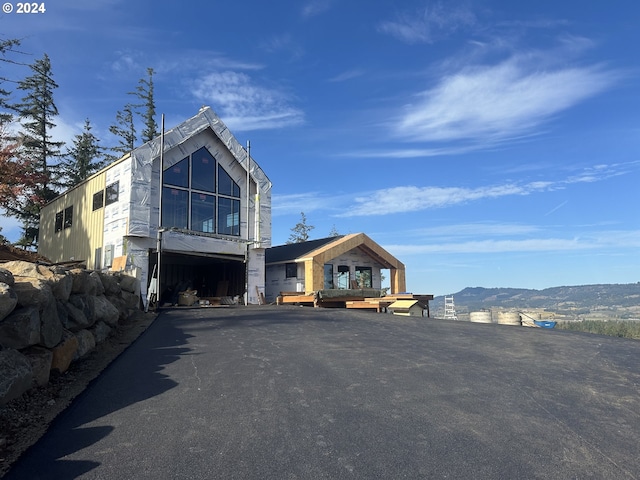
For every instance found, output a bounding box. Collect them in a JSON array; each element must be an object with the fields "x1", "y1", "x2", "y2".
[{"x1": 190, "y1": 71, "x2": 304, "y2": 131}]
